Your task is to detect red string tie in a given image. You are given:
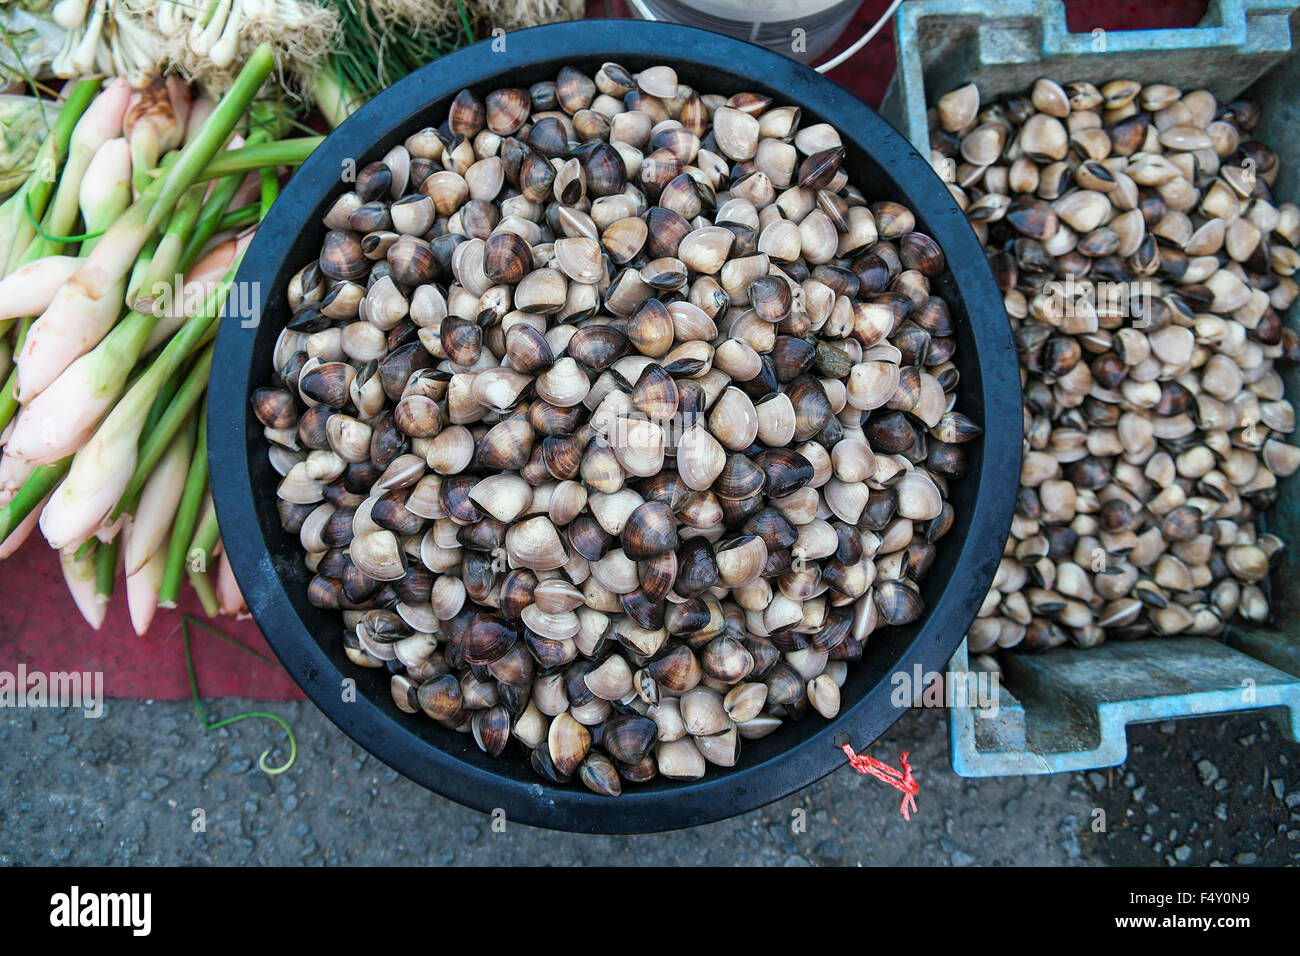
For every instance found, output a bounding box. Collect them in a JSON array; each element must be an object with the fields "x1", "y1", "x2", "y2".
[{"x1": 838, "y1": 740, "x2": 919, "y2": 821}]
